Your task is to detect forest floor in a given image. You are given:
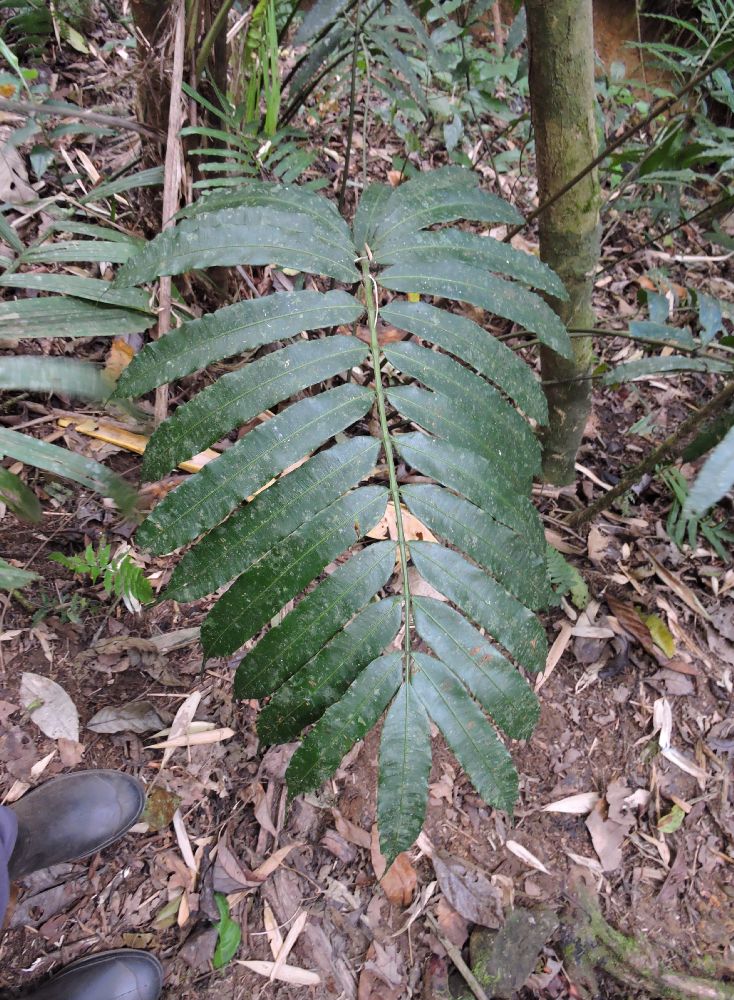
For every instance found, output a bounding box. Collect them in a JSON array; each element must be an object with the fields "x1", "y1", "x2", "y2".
[{"x1": 1, "y1": 8, "x2": 733, "y2": 1000}]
